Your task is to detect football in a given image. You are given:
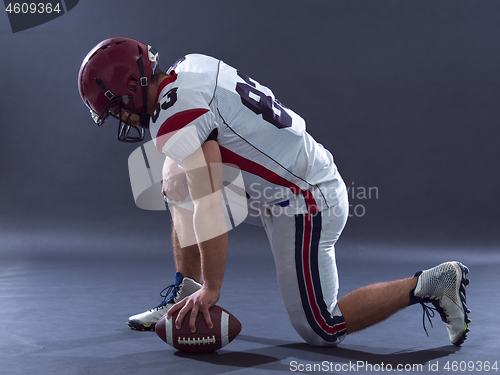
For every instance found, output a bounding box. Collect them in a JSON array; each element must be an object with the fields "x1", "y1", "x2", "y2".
[{"x1": 155, "y1": 305, "x2": 241, "y2": 353}]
